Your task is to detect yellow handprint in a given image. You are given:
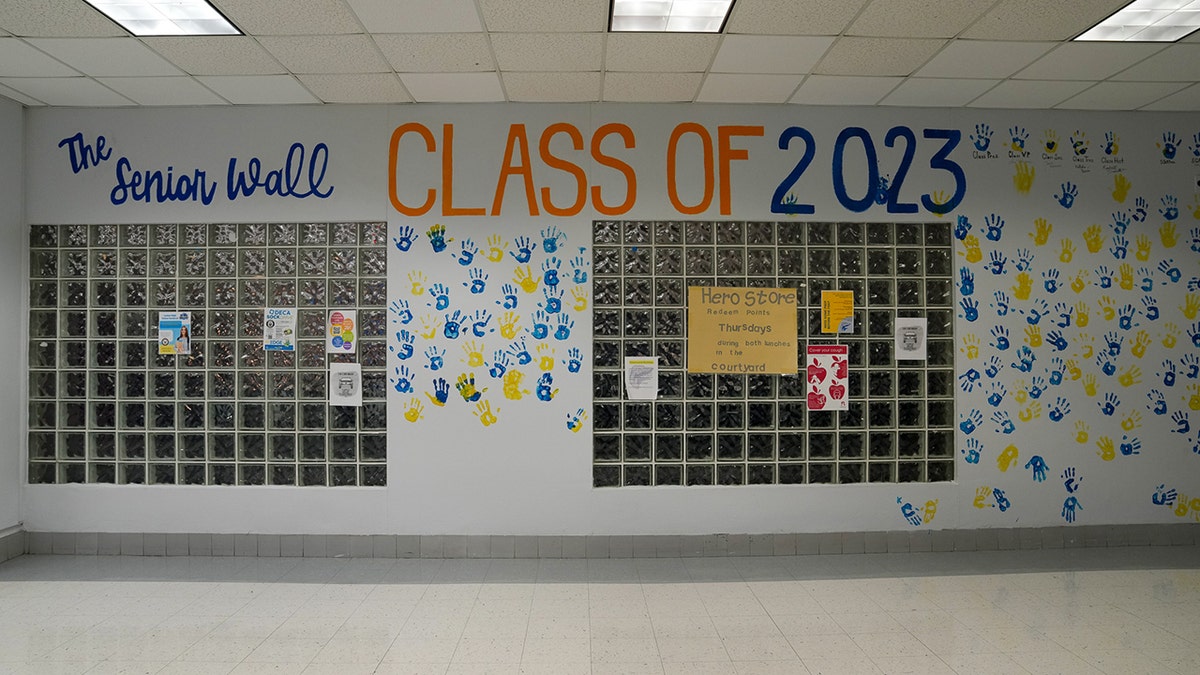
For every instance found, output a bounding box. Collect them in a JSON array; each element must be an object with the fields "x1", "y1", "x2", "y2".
[
  {"x1": 570, "y1": 286, "x2": 589, "y2": 312},
  {"x1": 1084, "y1": 225, "x2": 1104, "y2": 253},
  {"x1": 1078, "y1": 332, "x2": 1095, "y2": 358},
  {"x1": 1071, "y1": 270, "x2": 1089, "y2": 294},
  {"x1": 1083, "y1": 373, "x2": 1097, "y2": 397},
  {"x1": 1111, "y1": 173, "x2": 1131, "y2": 203},
  {"x1": 502, "y1": 369, "x2": 530, "y2": 400},
  {"x1": 1059, "y1": 239, "x2": 1075, "y2": 263},
  {"x1": 997, "y1": 444, "x2": 1019, "y2": 472},
  {"x1": 1018, "y1": 402, "x2": 1041, "y2": 422},
  {"x1": 1065, "y1": 359, "x2": 1082, "y2": 381},
  {"x1": 1176, "y1": 498, "x2": 1191, "y2": 518},
  {"x1": 1097, "y1": 296, "x2": 1116, "y2": 321},
  {"x1": 1096, "y1": 436, "x2": 1115, "y2": 461},
  {"x1": 408, "y1": 270, "x2": 428, "y2": 296},
  {"x1": 419, "y1": 313, "x2": 441, "y2": 340},
  {"x1": 1024, "y1": 325, "x2": 1042, "y2": 348},
  {"x1": 973, "y1": 486, "x2": 991, "y2": 509},
  {"x1": 1160, "y1": 222, "x2": 1178, "y2": 248},
  {"x1": 959, "y1": 235, "x2": 982, "y2": 264},
  {"x1": 455, "y1": 373, "x2": 485, "y2": 402},
  {"x1": 1134, "y1": 235, "x2": 1152, "y2": 262},
  {"x1": 513, "y1": 265, "x2": 539, "y2": 293},
  {"x1": 922, "y1": 500, "x2": 938, "y2": 524},
  {"x1": 403, "y1": 397, "x2": 425, "y2": 423},
  {"x1": 1013, "y1": 380, "x2": 1029, "y2": 404},
  {"x1": 1131, "y1": 331, "x2": 1151, "y2": 359},
  {"x1": 1075, "y1": 301, "x2": 1090, "y2": 328},
  {"x1": 1013, "y1": 162, "x2": 1035, "y2": 194},
  {"x1": 499, "y1": 311, "x2": 521, "y2": 340},
  {"x1": 1043, "y1": 129, "x2": 1059, "y2": 155},
  {"x1": 536, "y1": 343, "x2": 555, "y2": 371},
  {"x1": 928, "y1": 190, "x2": 950, "y2": 216},
  {"x1": 1012, "y1": 271, "x2": 1032, "y2": 301},
  {"x1": 1075, "y1": 420, "x2": 1089, "y2": 444},
  {"x1": 462, "y1": 340, "x2": 485, "y2": 368},
  {"x1": 1030, "y1": 217, "x2": 1052, "y2": 245},
  {"x1": 1121, "y1": 411, "x2": 1143, "y2": 432},
  {"x1": 1188, "y1": 384, "x2": 1200, "y2": 411},
  {"x1": 1117, "y1": 263, "x2": 1134, "y2": 291},
  {"x1": 1192, "y1": 195, "x2": 1200, "y2": 219},
  {"x1": 1162, "y1": 322, "x2": 1180, "y2": 349},
  {"x1": 473, "y1": 400, "x2": 499, "y2": 426},
  {"x1": 960, "y1": 334, "x2": 980, "y2": 360},
  {"x1": 485, "y1": 234, "x2": 508, "y2": 263},
  {"x1": 1181, "y1": 293, "x2": 1200, "y2": 320}
]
